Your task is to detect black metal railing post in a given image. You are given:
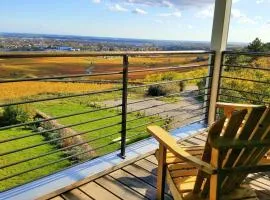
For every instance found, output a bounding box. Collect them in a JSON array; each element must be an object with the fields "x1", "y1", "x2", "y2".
[
  {"x1": 120, "y1": 54, "x2": 129, "y2": 158},
  {"x1": 204, "y1": 52, "x2": 216, "y2": 124},
  {"x1": 215, "y1": 51, "x2": 225, "y2": 119}
]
